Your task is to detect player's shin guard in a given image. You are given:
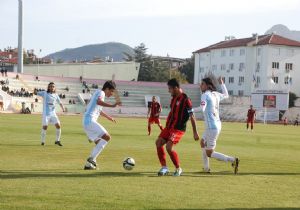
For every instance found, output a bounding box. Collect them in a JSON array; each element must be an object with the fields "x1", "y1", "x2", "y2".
[
  {"x1": 211, "y1": 151, "x2": 235, "y2": 163},
  {"x1": 56, "y1": 128, "x2": 61, "y2": 142},
  {"x1": 169, "y1": 151, "x2": 180, "y2": 168},
  {"x1": 90, "y1": 139, "x2": 108, "y2": 162},
  {"x1": 156, "y1": 146, "x2": 166, "y2": 167},
  {"x1": 41, "y1": 129, "x2": 46, "y2": 143},
  {"x1": 202, "y1": 148, "x2": 210, "y2": 170}
]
